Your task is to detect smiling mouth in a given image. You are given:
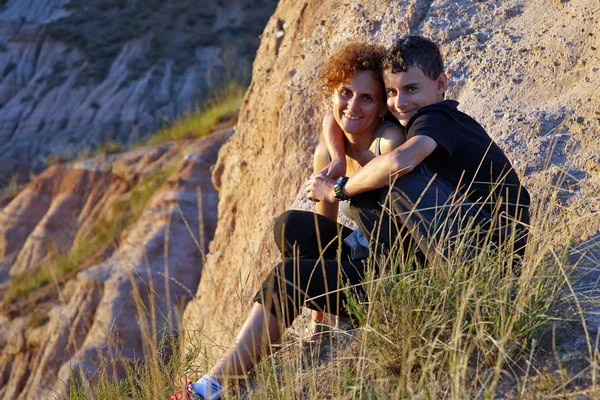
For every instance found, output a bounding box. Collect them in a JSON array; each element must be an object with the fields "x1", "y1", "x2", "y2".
[
  {"x1": 343, "y1": 113, "x2": 361, "y2": 120},
  {"x1": 397, "y1": 109, "x2": 417, "y2": 117}
]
